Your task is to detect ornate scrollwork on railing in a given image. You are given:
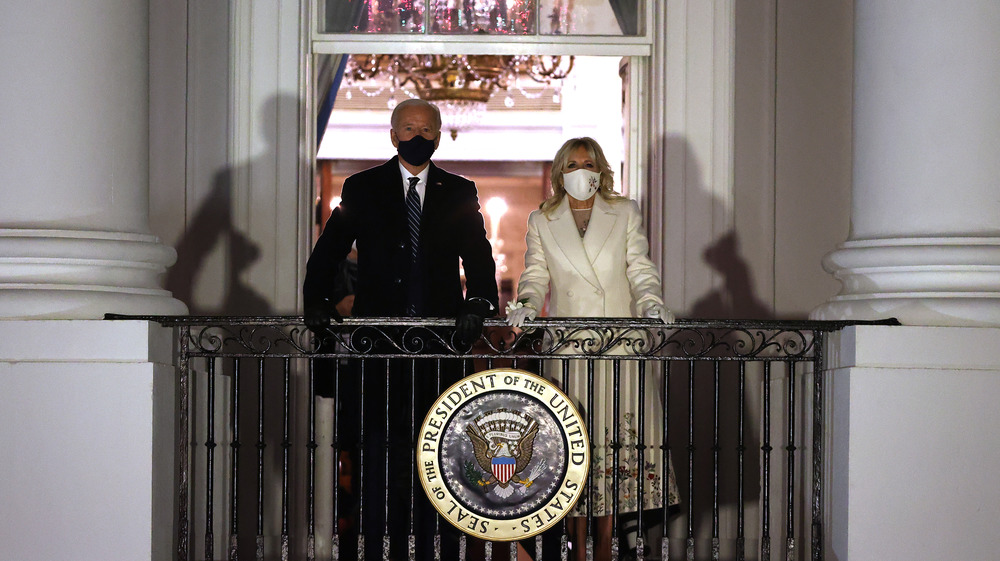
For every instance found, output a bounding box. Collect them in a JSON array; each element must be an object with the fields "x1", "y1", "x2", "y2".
[
  {"x1": 106, "y1": 316, "x2": 876, "y2": 361},
  {"x1": 485, "y1": 323, "x2": 816, "y2": 360},
  {"x1": 181, "y1": 322, "x2": 313, "y2": 357},
  {"x1": 103, "y1": 314, "x2": 898, "y2": 360},
  {"x1": 314, "y1": 324, "x2": 461, "y2": 355},
  {"x1": 655, "y1": 326, "x2": 816, "y2": 359}
]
